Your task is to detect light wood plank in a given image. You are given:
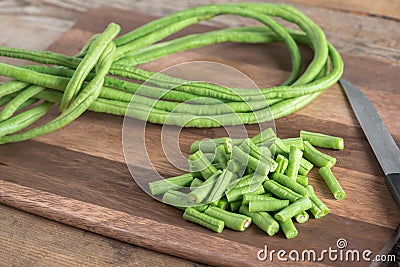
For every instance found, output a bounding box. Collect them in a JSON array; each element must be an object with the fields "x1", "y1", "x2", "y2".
[
  {"x1": 3, "y1": 0, "x2": 400, "y2": 20},
  {"x1": 0, "y1": 14, "x2": 73, "y2": 50},
  {"x1": 1, "y1": 0, "x2": 399, "y2": 64},
  {"x1": 287, "y1": 0, "x2": 400, "y2": 20}
]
